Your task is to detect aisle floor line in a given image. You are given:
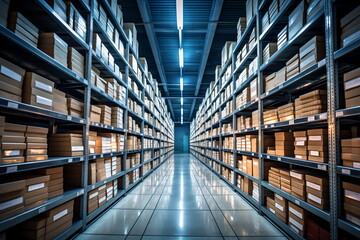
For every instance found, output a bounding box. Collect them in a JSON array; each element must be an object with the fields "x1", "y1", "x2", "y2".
[{"x1": 75, "y1": 153, "x2": 289, "y2": 240}]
